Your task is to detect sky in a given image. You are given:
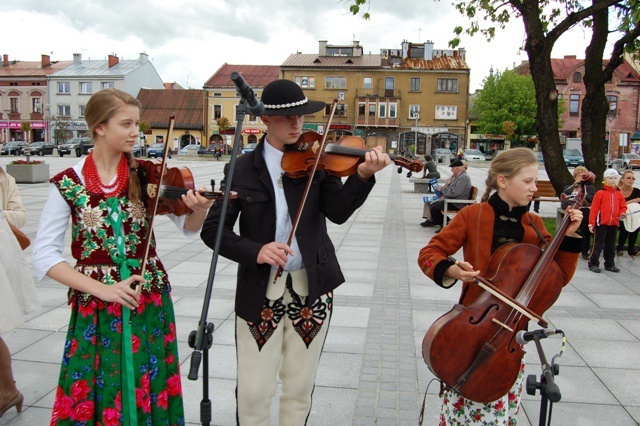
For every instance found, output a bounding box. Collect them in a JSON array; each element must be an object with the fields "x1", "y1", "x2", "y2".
[{"x1": 3, "y1": 0, "x2": 603, "y2": 93}]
